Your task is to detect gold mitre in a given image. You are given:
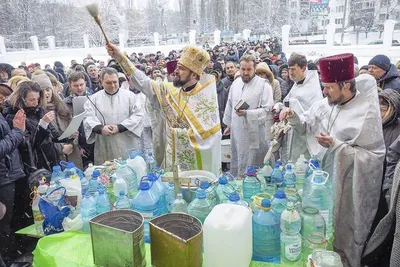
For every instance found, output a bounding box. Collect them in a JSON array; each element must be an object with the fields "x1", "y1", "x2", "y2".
[{"x1": 178, "y1": 45, "x2": 210, "y2": 76}]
